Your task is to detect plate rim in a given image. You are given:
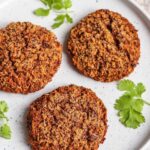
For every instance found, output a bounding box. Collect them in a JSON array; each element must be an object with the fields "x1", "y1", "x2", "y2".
[{"x1": 127, "y1": 0, "x2": 150, "y2": 29}]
